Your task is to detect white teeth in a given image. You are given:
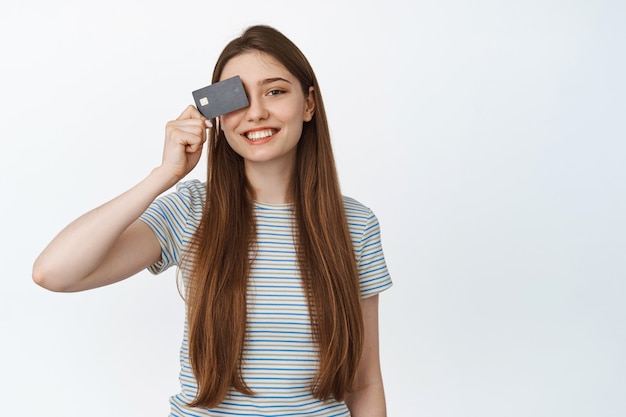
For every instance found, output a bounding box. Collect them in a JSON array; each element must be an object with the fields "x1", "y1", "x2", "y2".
[{"x1": 245, "y1": 129, "x2": 275, "y2": 141}]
